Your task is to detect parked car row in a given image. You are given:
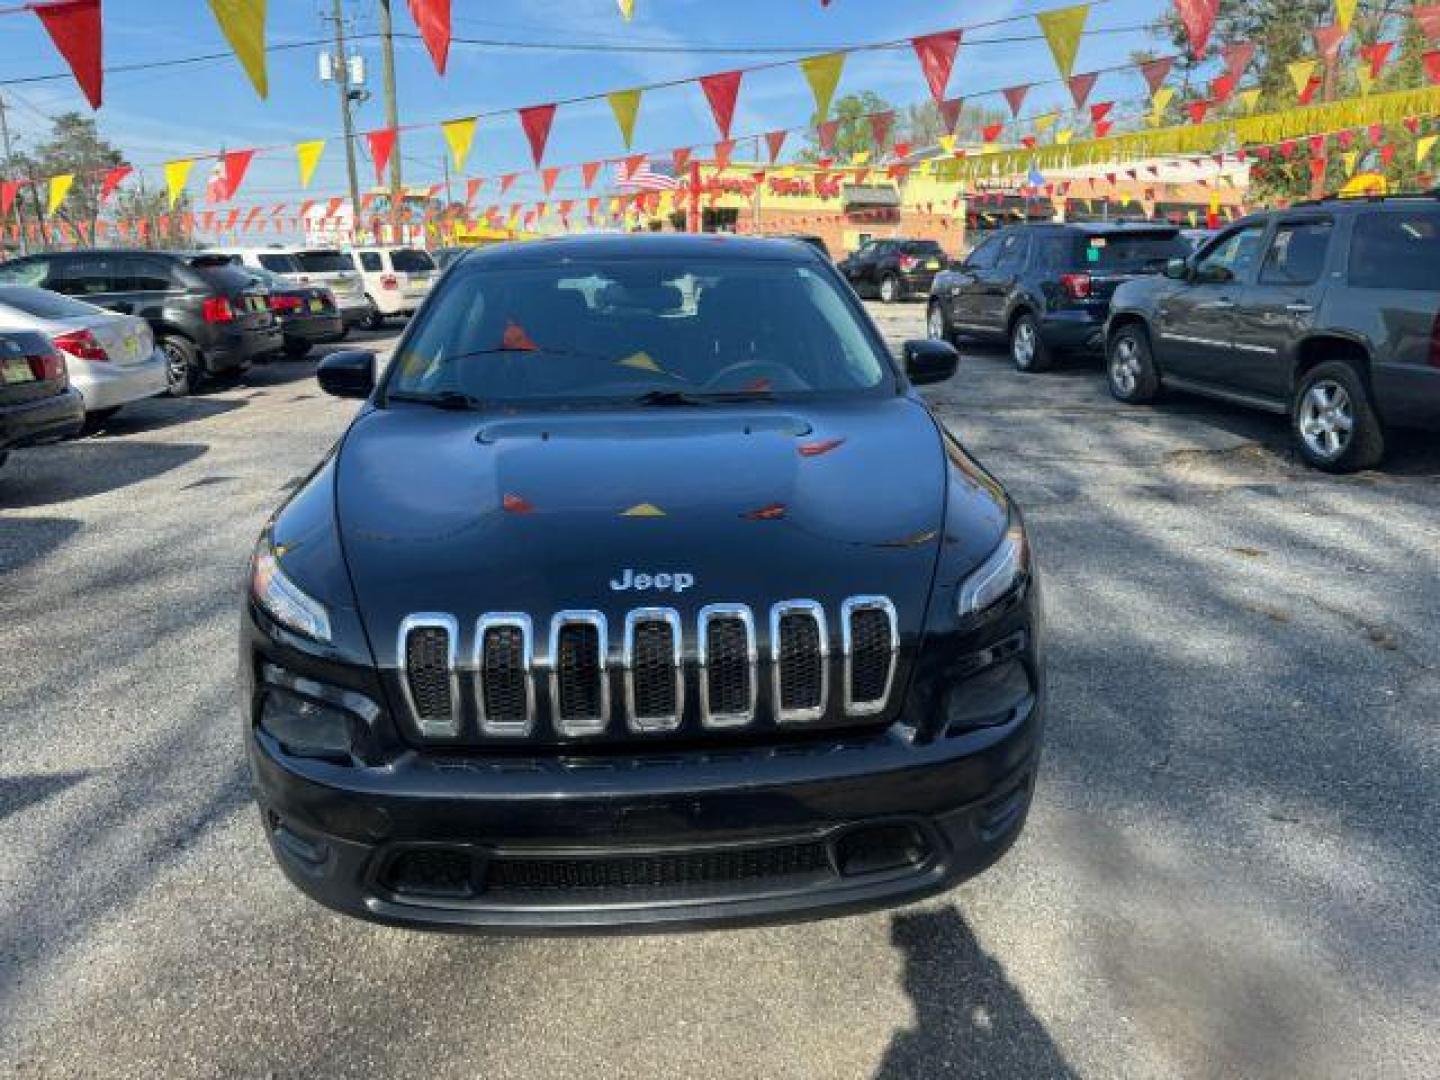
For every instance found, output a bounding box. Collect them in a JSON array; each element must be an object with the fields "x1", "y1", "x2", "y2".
[{"x1": 924, "y1": 196, "x2": 1440, "y2": 472}]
